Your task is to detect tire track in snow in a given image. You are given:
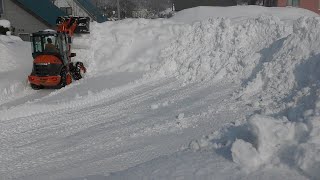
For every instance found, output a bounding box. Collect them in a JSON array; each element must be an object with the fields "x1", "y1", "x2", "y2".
[
  {"x1": 0, "y1": 78, "x2": 179, "y2": 178},
  {"x1": 0, "y1": 78, "x2": 250, "y2": 179}
]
